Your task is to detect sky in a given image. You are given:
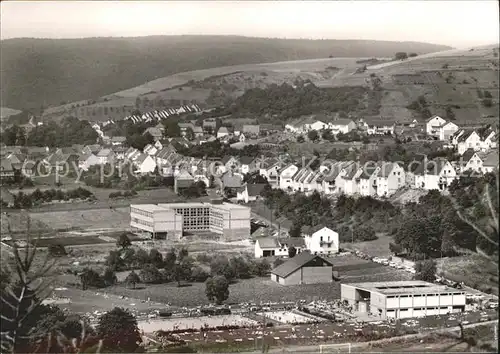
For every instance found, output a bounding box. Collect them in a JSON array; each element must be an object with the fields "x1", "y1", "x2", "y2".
[{"x1": 1, "y1": 1, "x2": 499, "y2": 48}]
